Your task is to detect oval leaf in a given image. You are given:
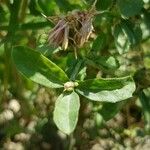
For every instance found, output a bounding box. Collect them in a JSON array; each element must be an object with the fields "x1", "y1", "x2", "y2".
[
  {"x1": 12, "y1": 46, "x2": 69, "y2": 88},
  {"x1": 76, "y1": 76, "x2": 136, "y2": 103},
  {"x1": 121, "y1": 20, "x2": 142, "y2": 46},
  {"x1": 113, "y1": 23, "x2": 130, "y2": 54},
  {"x1": 113, "y1": 20, "x2": 142, "y2": 54},
  {"x1": 117, "y1": 0, "x2": 143, "y2": 17},
  {"x1": 87, "y1": 56, "x2": 119, "y2": 71},
  {"x1": 99, "y1": 101, "x2": 126, "y2": 121},
  {"x1": 53, "y1": 91, "x2": 80, "y2": 134},
  {"x1": 96, "y1": 0, "x2": 112, "y2": 10},
  {"x1": 92, "y1": 33, "x2": 107, "y2": 52}
]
